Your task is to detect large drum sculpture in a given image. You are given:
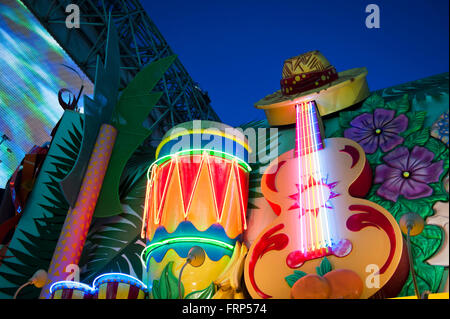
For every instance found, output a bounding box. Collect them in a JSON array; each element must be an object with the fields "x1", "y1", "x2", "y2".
[{"x1": 141, "y1": 121, "x2": 250, "y2": 298}]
